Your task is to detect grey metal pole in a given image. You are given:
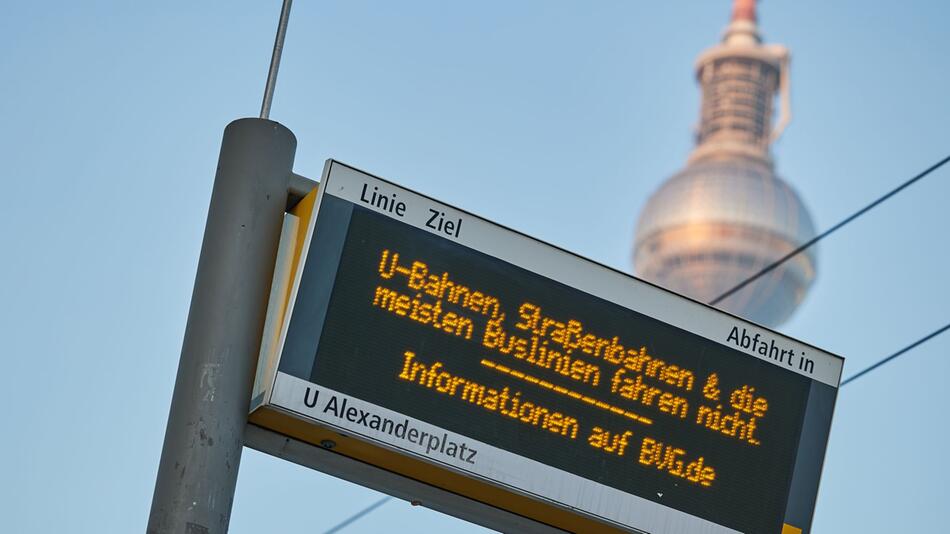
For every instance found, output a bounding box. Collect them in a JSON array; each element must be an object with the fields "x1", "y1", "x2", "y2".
[{"x1": 147, "y1": 118, "x2": 296, "y2": 534}]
